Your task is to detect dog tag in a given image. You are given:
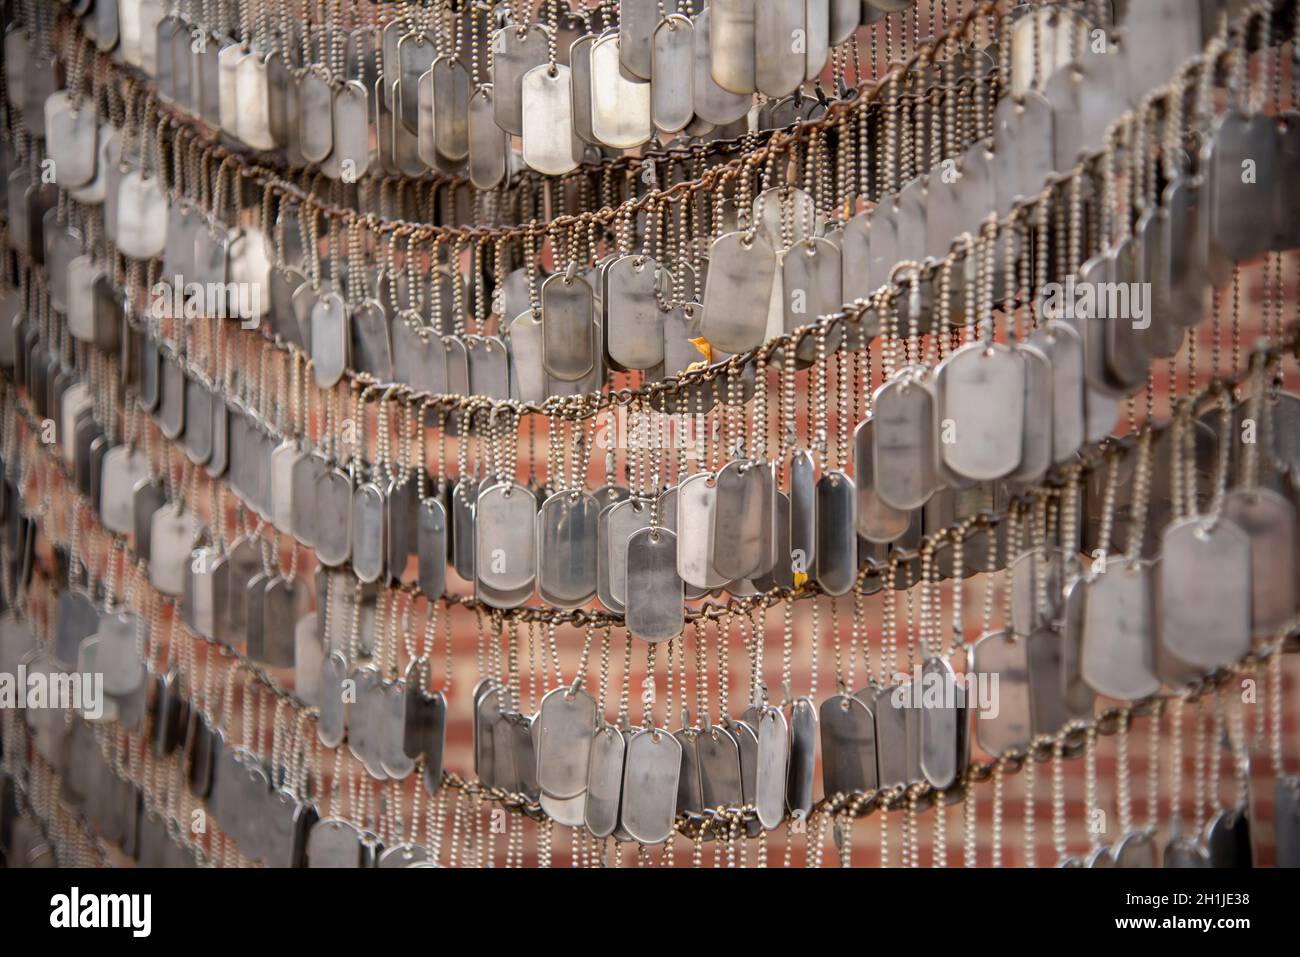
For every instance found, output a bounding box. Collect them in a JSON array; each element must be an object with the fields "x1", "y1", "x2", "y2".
[
  {"x1": 873, "y1": 372, "x2": 938, "y2": 510},
  {"x1": 626, "y1": 527, "x2": 684, "y2": 642},
  {"x1": 541, "y1": 273, "x2": 595, "y2": 380},
  {"x1": 311, "y1": 292, "x2": 348, "y2": 389},
  {"x1": 468, "y1": 84, "x2": 508, "y2": 189},
  {"x1": 1081, "y1": 558, "x2": 1159, "y2": 700},
  {"x1": 853, "y1": 418, "x2": 910, "y2": 542},
  {"x1": 701, "y1": 231, "x2": 776, "y2": 353},
  {"x1": 1223, "y1": 488, "x2": 1295, "y2": 639},
  {"x1": 711, "y1": 461, "x2": 769, "y2": 581},
  {"x1": 475, "y1": 481, "x2": 536, "y2": 593},
  {"x1": 938, "y1": 342, "x2": 1025, "y2": 481},
  {"x1": 351, "y1": 482, "x2": 387, "y2": 584},
  {"x1": 1159, "y1": 517, "x2": 1252, "y2": 670},
  {"x1": 590, "y1": 32, "x2": 652, "y2": 148},
  {"x1": 970, "y1": 630, "x2": 1031, "y2": 756},
  {"x1": 605, "y1": 255, "x2": 665, "y2": 370},
  {"x1": 115, "y1": 171, "x2": 167, "y2": 260},
  {"x1": 752, "y1": 705, "x2": 788, "y2": 829},
  {"x1": 1210, "y1": 110, "x2": 1276, "y2": 265},
  {"x1": 753, "y1": 0, "x2": 804, "y2": 97},
  {"x1": 696, "y1": 723, "x2": 743, "y2": 810},
  {"x1": 674, "y1": 472, "x2": 724, "y2": 589},
  {"x1": 332, "y1": 80, "x2": 372, "y2": 180},
  {"x1": 584, "y1": 723, "x2": 626, "y2": 838},
  {"x1": 536, "y1": 687, "x2": 599, "y2": 800},
  {"x1": 691, "y1": 8, "x2": 750, "y2": 125},
  {"x1": 819, "y1": 693, "x2": 876, "y2": 795},
  {"x1": 521, "y1": 64, "x2": 581, "y2": 176},
  {"x1": 620, "y1": 728, "x2": 681, "y2": 844},
  {"x1": 710, "y1": 0, "x2": 756, "y2": 94},
  {"x1": 536, "y1": 490, "x2": 600, "y2": 608},
  {"x1": 651, "y1": 15, "x2": 694, "y2": 133},
  {"x1": 493, "y1": 25, "x2": 549, "y2": 135}
]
